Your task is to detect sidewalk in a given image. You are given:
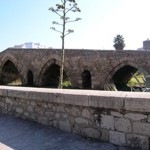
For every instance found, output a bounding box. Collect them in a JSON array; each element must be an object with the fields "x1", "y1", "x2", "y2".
[{"x1": 0, "y1": 114, "x2": 136, "y2": 150}]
